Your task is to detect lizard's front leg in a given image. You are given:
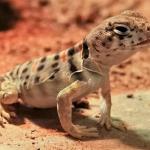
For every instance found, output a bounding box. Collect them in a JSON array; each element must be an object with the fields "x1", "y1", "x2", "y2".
[
  {"x1": 99, "y1": 76, "x2": 127, "y2": 131},
  {"x1": 99, "y1": 77, "x2": 112, "y2": 129},
  {"x1": 57, "y1": 80, "x2": 99, "y2": 139}
]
